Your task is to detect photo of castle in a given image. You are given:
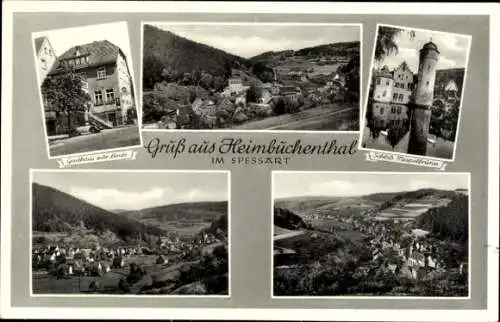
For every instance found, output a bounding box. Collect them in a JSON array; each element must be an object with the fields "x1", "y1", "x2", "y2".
[{"x1": 361, "y1": 25, "x2": 471, "y2": 160}]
